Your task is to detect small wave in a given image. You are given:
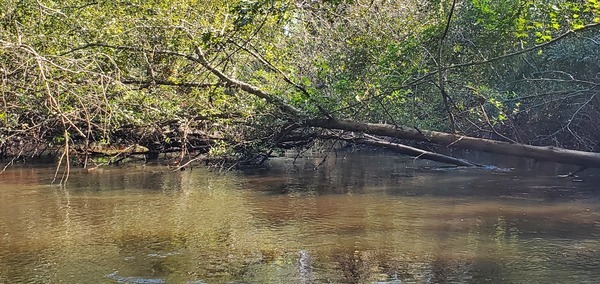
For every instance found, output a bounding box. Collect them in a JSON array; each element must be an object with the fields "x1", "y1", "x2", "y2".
[{"x1": 105, "y1": 271, "x2": 165, "y2": 284}]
